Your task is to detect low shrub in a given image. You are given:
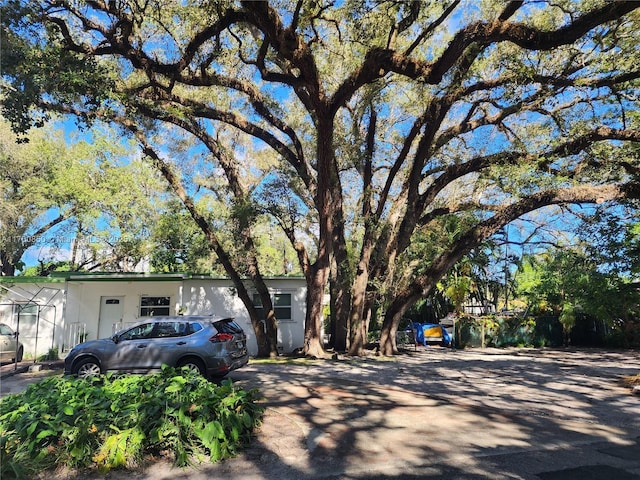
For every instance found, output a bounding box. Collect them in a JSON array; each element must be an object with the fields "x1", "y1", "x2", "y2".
[
  {"x1": 454, "y1": 315, "x2": 564, "y2": 348},
  {"x1": 0, "y1": 366, "x2": 263, "y2": 479},
  {"x1": 37, "y1": 348, "x2": 59, "y2": 362}
]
